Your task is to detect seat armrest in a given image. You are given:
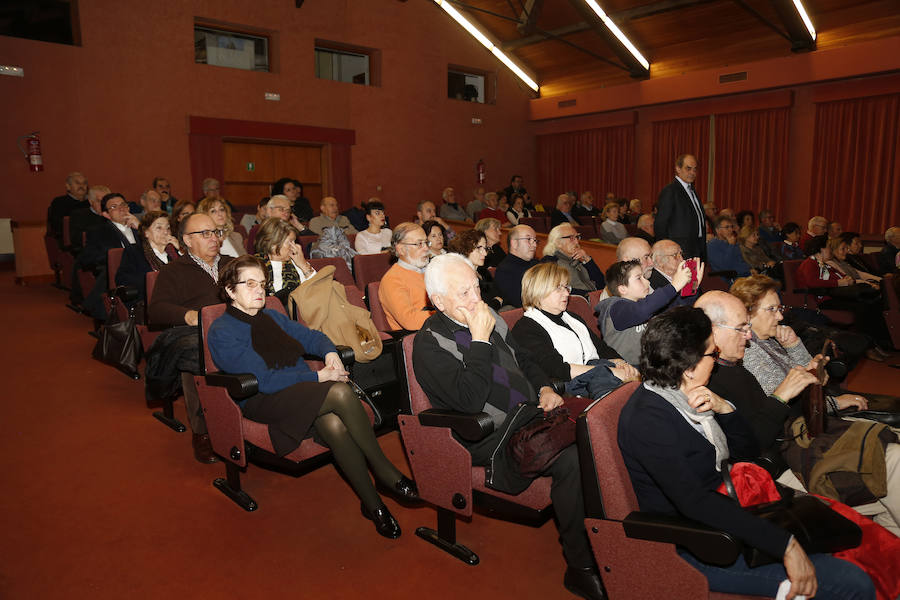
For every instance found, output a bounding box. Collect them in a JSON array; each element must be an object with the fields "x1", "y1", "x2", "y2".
[
  {"x1": 205, "y1": 371, "x2": 259, "y2": 400},
  {"x1": 111, "y1": 285, "x2": 140, "y2": 303},
  {"x1": 334, "y1": 345, "x2": 355, "y2": 366},
  {"x1": 417, "y1": 408, "x2": 494, "y2": 442},
  {"x1": 622, "y1": 511, "x2": 741, "y2": 567}
]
